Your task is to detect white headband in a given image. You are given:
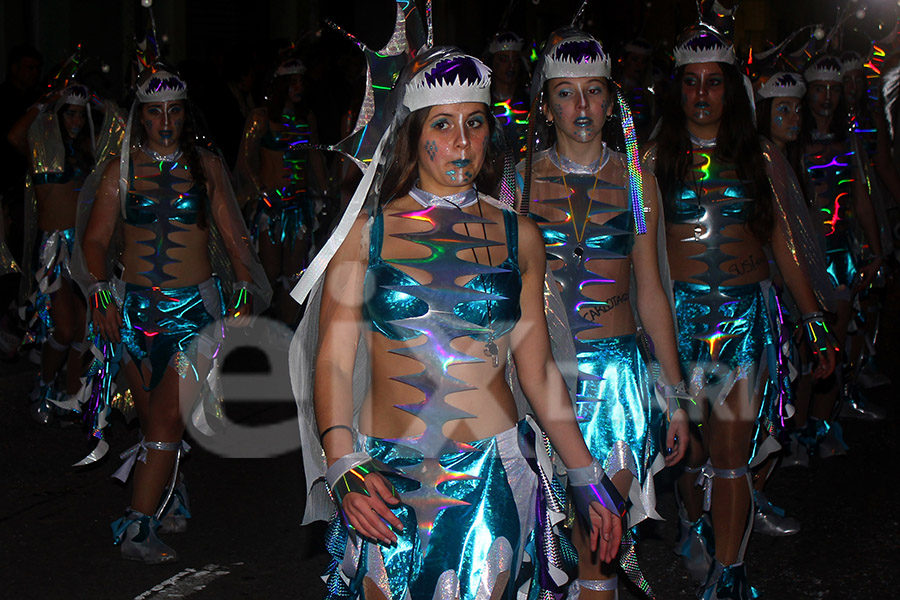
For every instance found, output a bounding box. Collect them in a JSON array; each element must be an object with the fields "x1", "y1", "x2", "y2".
[
  {"x1": 403, "y1": 53, "x2": 492, "y2": 113},
  {"x1": 135, "y1": 69, "x2": 188, "y2": 102},
  {"x1": 542, "y1": 35, "x2": 611, "y2": 80},
  {"x1": 757, "y1": 72, "x2": 806, "y2": 99}
]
